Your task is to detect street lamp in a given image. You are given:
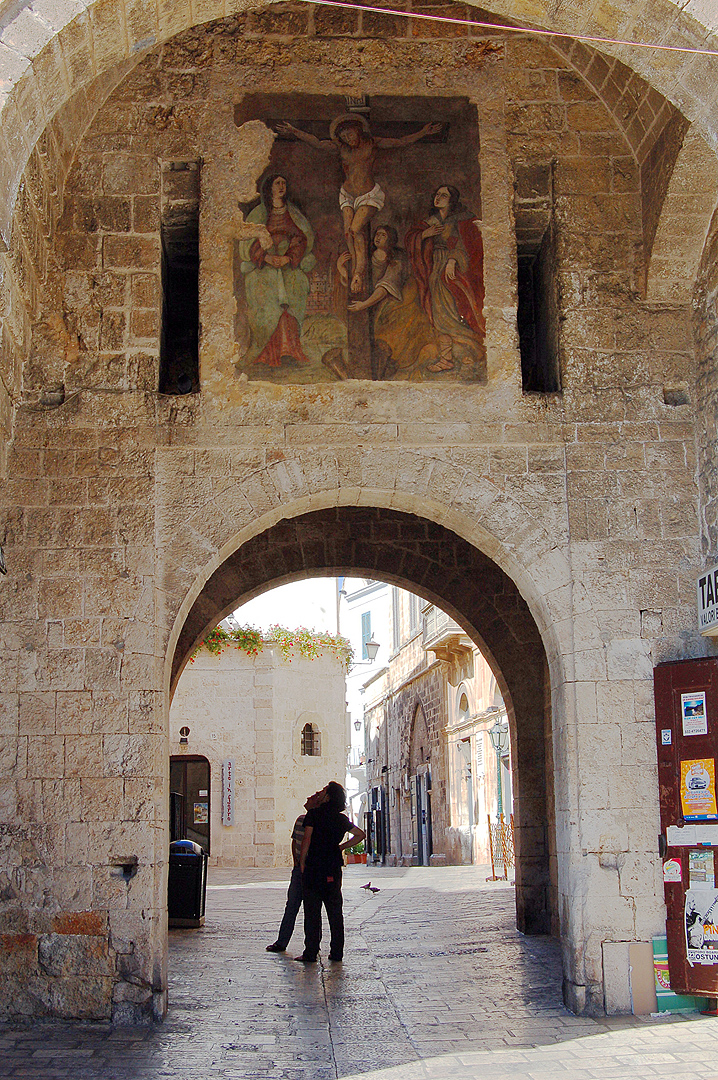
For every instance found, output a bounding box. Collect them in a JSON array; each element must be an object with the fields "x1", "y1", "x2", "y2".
[
  {"x1": 488, "y1": 717, "x2": 510, "y2": 818},
  {"x1": 364, "y1": 635, "x2": 380, "y2": 661},
  {"x1": 354, "y1": 719, "x2": 362, "y2": 731},
  {"x1": 352, "y1": 636, "x2": 380, "y2": 666}
]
